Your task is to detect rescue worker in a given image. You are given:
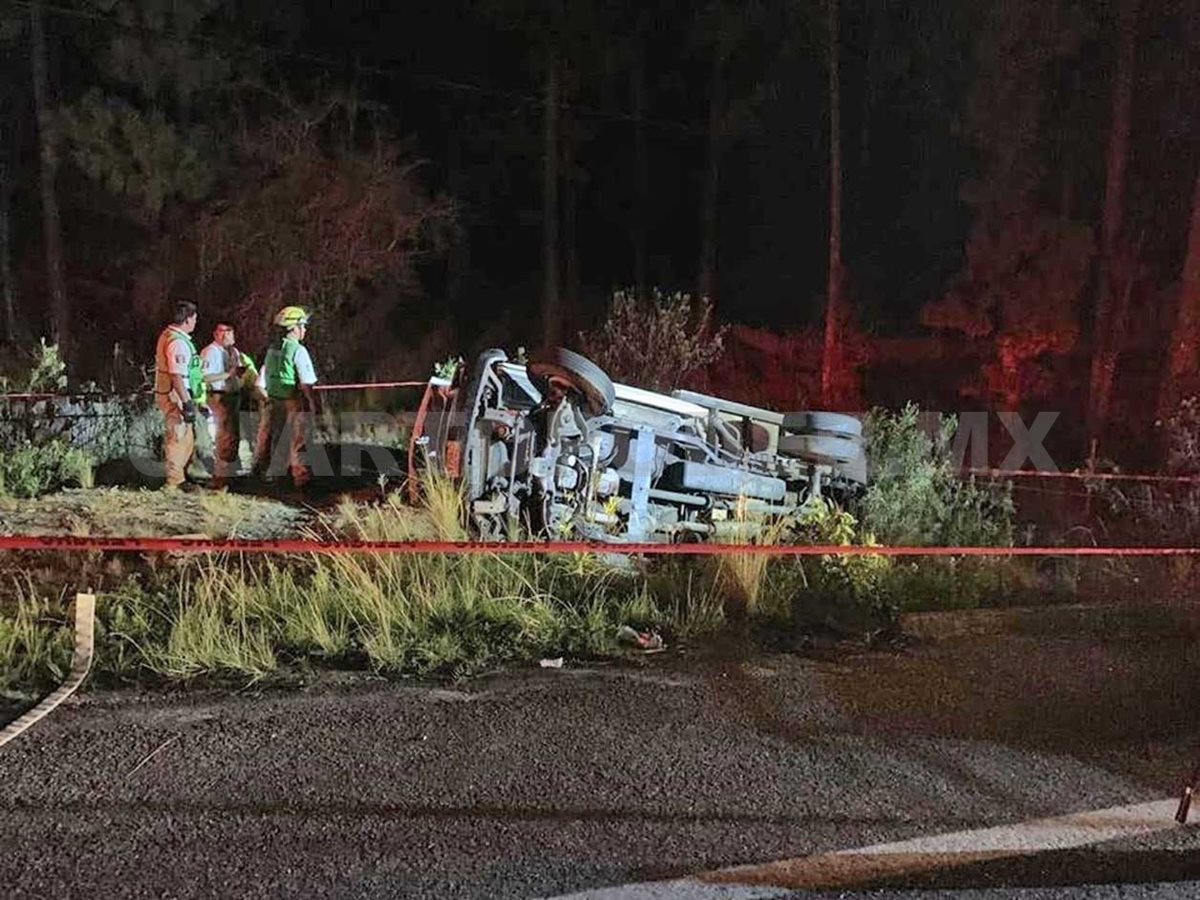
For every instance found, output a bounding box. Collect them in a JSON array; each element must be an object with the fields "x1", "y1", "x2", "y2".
[
  {"x1": 252, "y1": 306, "x2": 321, "y2": 490},
  {"x1": 199, "y1": 323, "x2": 258, "y2": 490},
  {"x1": 153, "y1": 300, "x2": 204, "y2": 490}
]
